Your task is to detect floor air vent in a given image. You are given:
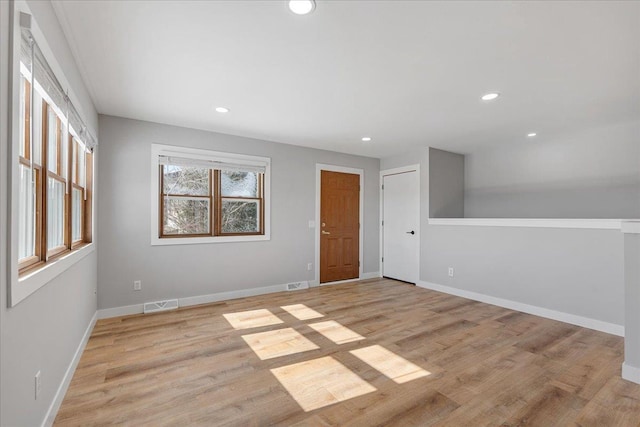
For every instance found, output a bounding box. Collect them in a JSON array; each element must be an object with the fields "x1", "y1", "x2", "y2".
[
  {"x1": 143, "y1": 299, "x2": 179, "y2": 314},
  {"x1": 286, "y1": 281, "x2": 309, "y2": 291}
]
